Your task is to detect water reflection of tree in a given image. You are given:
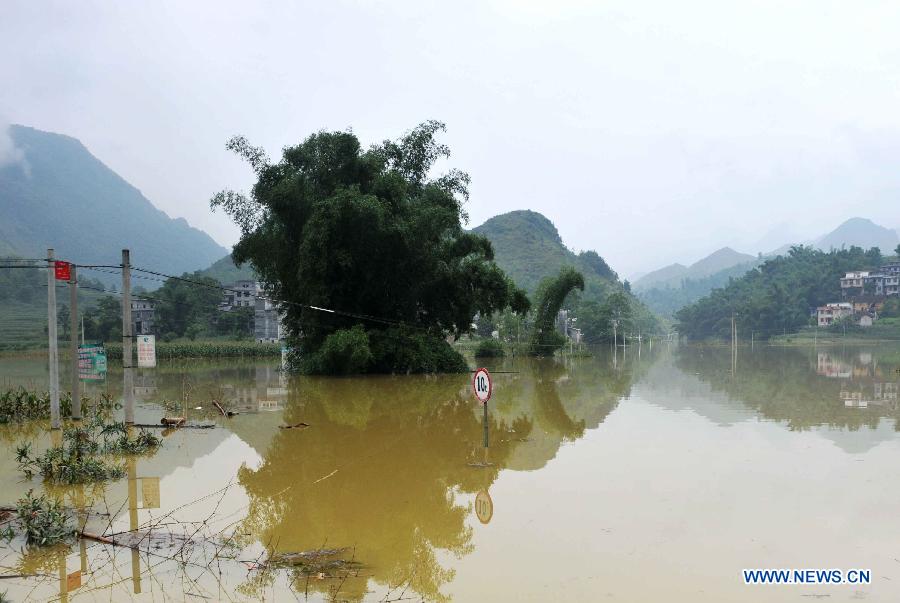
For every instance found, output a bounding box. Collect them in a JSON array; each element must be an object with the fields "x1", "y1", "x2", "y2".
[
  {"x1": 676, "y1": 346, "x2": 900, "y2": 431},
  {"x1": 235, "y1": 356, "x2": 643, "y2": 601},
  {"x1": 236, "y1": 377, "x2": 515, "y2": 602}
]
